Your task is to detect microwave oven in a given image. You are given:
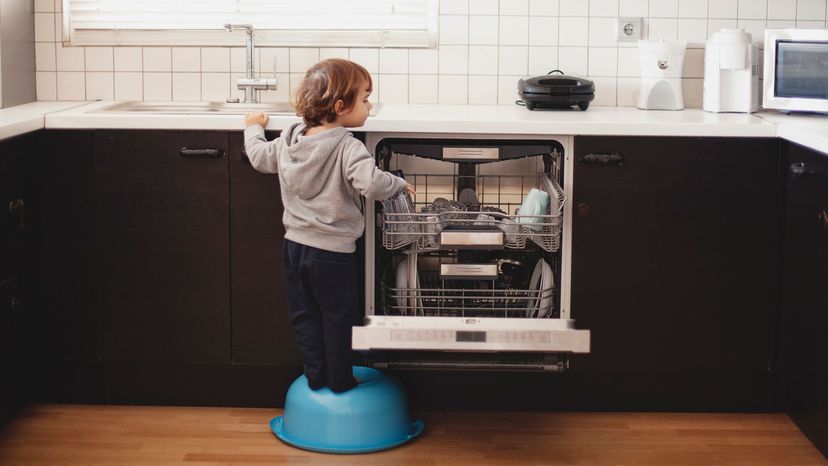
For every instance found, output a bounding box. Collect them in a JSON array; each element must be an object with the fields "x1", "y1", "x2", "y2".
[{"x1": 763, "y1": 29, "x2": 828, "y2": 113}]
